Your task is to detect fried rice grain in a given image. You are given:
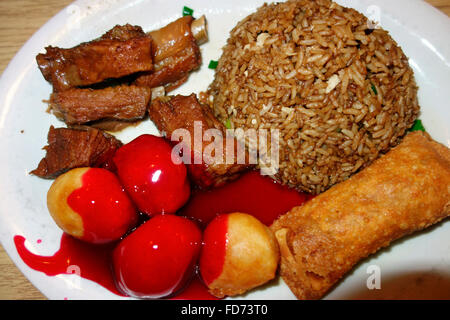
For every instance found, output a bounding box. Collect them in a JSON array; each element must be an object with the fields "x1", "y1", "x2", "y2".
[{"x1": 207, "y1": 0, "x2": 420, "y2": 194}]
